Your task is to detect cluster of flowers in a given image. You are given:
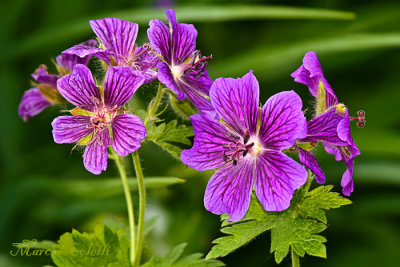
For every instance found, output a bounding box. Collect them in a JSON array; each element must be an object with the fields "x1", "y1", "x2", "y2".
[{"x1": 18, "y1": 9, "x2": 364, "y2": 221}]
